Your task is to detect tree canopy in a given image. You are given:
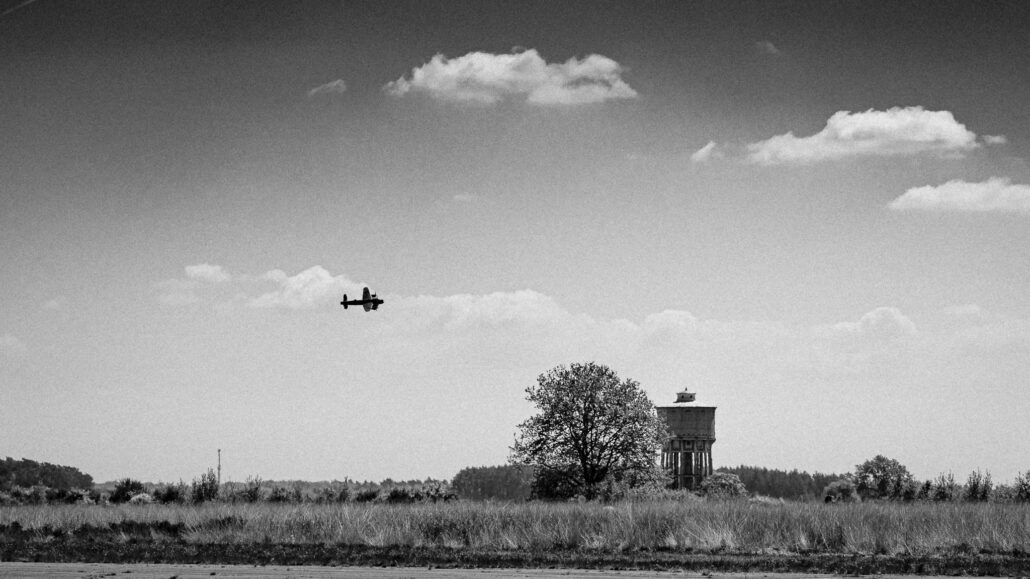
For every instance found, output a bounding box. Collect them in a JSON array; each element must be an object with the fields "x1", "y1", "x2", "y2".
[
  {"x1": 854, "y1": 455, "x2": 913, "y2": 500},
  {"x1": 509, "y1": 362, "x2": 667, "y2": 500}
]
